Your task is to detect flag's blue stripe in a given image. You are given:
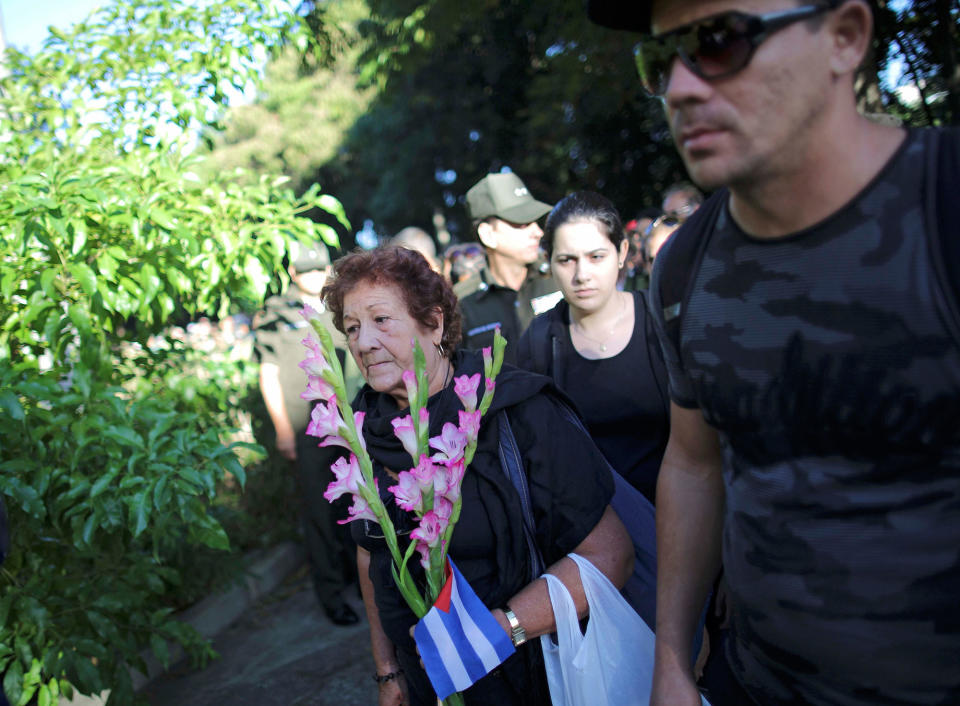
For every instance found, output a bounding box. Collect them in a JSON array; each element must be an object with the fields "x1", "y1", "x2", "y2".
[
  {"x1": 423, "y1": 610, "x2": 474, "y2": 696},
  {"x1": 447, "y1": 562, "x2": 515, "y2": 666},
  {"x1": 414, "y1": 619, "x2": 458, "y2": 700},
  {"x1": 436, "y1": 599, "x2": 489, "y2": 682}
]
